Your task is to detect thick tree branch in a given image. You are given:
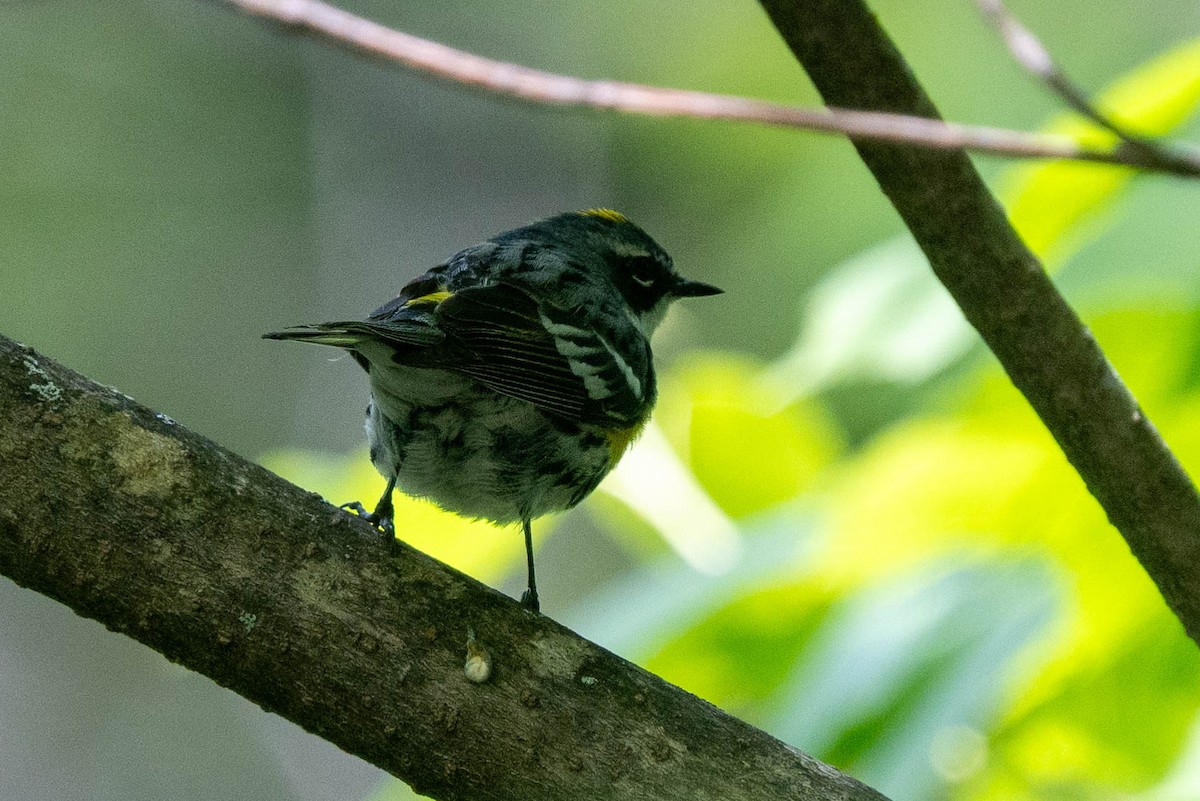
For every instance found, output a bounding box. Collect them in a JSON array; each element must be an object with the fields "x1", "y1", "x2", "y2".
[
  {"x1": 0, "y1": 334, "x2": 888, "y2": 801},
  {"x1": 757, "y1": 0, "x2": 1200, "y2": 645},
  {"x1": 211, "y1": 0, "x2": 1200, "y2": 176}
]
